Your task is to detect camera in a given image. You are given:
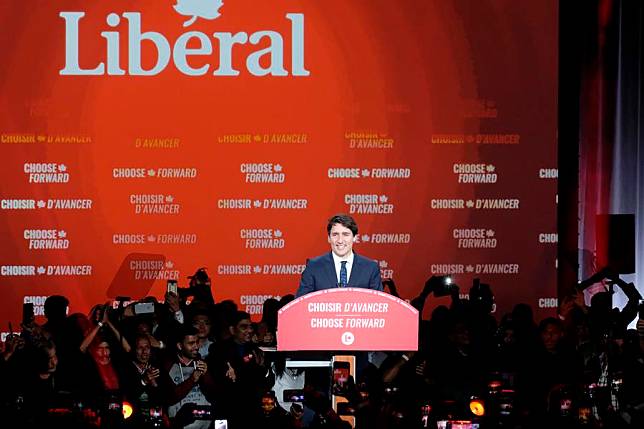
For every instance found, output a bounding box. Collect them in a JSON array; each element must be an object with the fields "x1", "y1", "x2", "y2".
[
  {"x1": 134, "y1": 302, "x2": 155, "y2": 315},
  {"x1": 167, "y1": 279, "x2": 178, "y2": 295}
]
